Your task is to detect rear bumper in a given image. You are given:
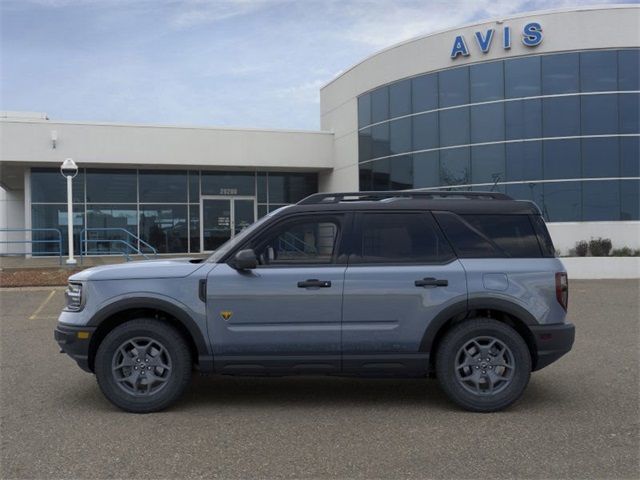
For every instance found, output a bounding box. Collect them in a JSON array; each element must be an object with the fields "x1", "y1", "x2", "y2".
[
  {"x1": 54, "y1": 323, "x2": 96, "y2": 373},
  {"x1": 530, "y1": 322, "x2": 575, "y2": 371}
]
